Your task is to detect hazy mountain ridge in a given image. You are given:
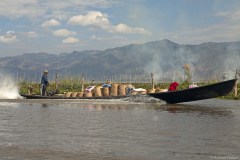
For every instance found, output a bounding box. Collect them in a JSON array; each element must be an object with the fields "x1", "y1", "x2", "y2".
[{"x1": 0, "y1": 39, "x2": 239, "y2": 81}]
